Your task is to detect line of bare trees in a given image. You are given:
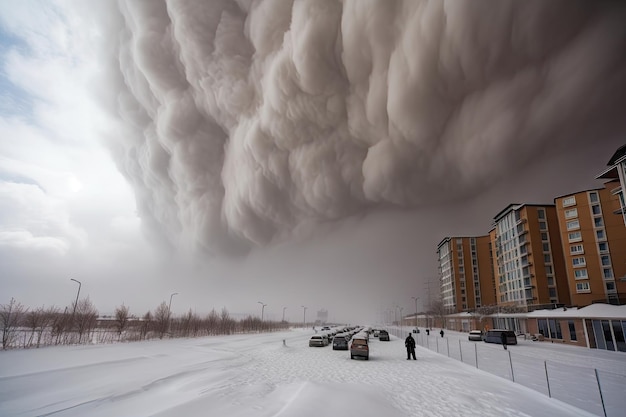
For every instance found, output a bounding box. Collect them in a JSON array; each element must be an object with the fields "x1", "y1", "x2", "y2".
[{"x1": 0, "y1": 297, "x2": 289, "y2": 350}]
